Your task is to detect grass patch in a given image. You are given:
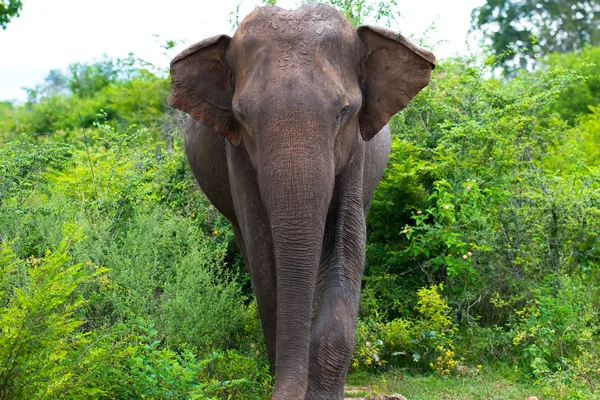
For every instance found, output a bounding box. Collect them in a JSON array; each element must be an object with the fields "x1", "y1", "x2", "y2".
[{"x1": 345, "y1": 368, "x2": 540, "y2": 400}]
